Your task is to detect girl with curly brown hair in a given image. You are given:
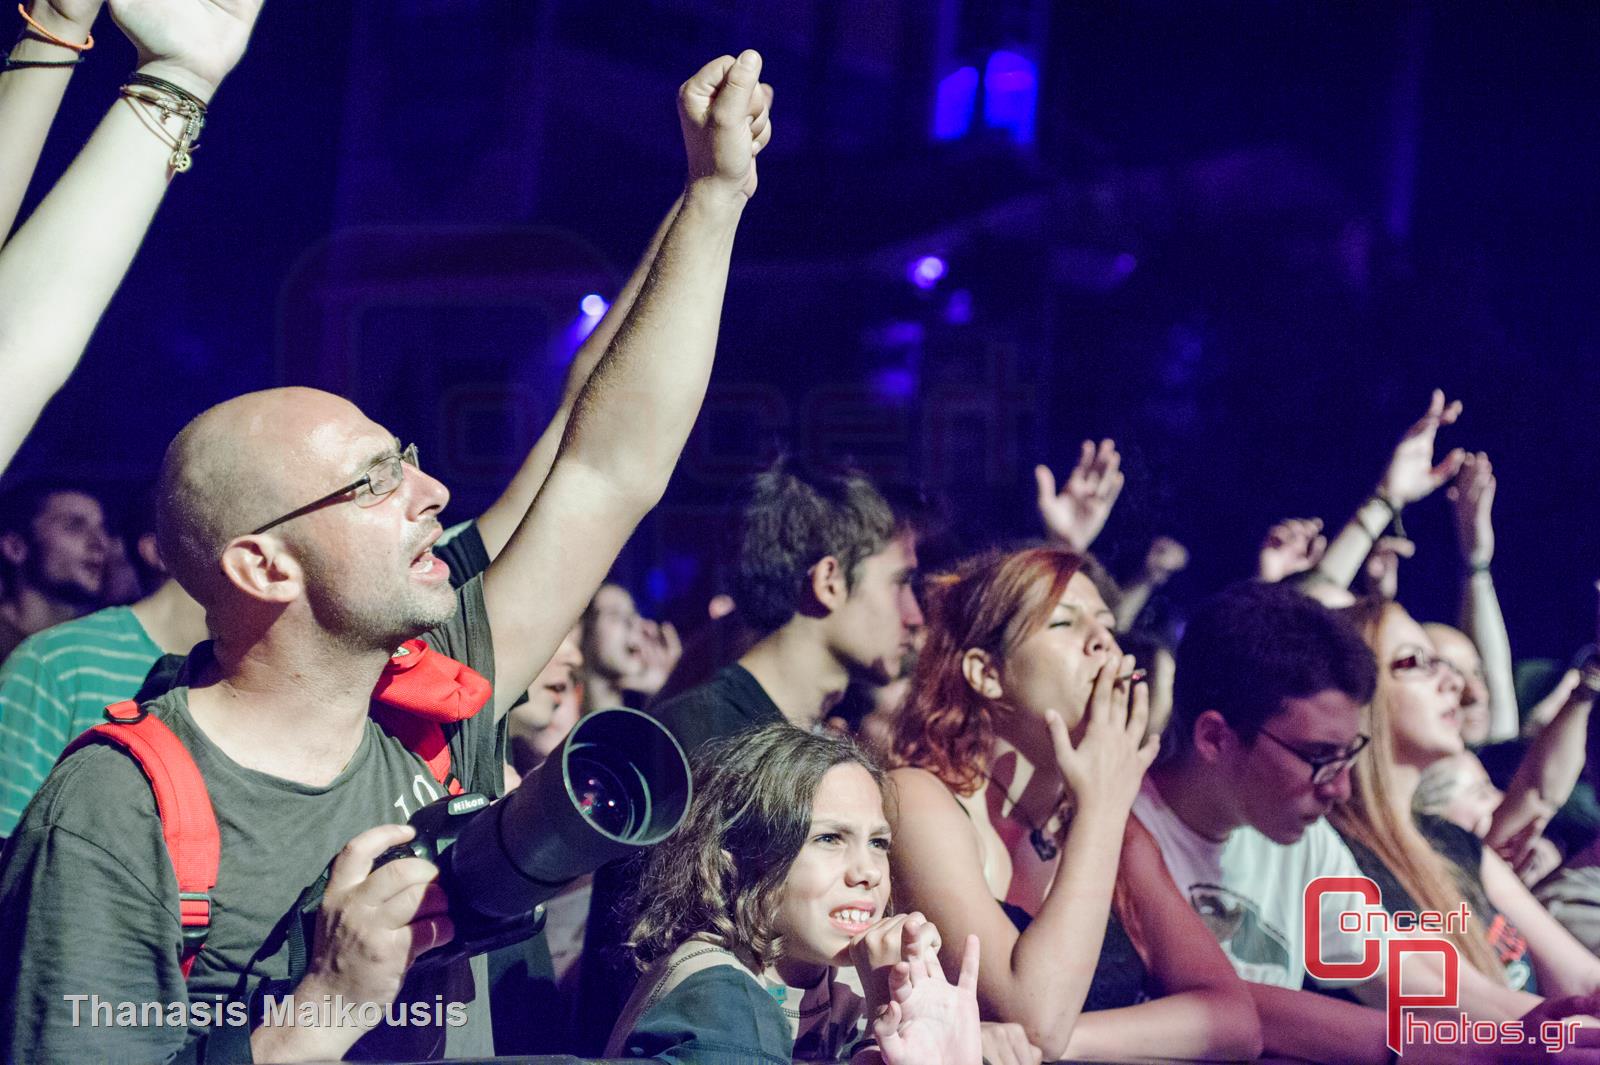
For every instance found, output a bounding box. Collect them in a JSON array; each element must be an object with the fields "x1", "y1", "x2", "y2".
[{"x1": 606, "y1": 722, "x2": 982, "y2": 1064}]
